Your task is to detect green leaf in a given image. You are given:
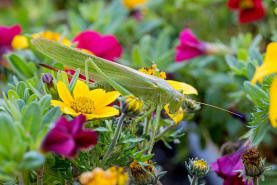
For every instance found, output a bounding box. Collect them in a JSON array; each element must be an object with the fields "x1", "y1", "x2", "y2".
[
  {"x1": 94, "y1": 127, "x2": 109, "y2": 132},
  {"x1": 39, "y1": 95, "x2": 51, "y2": 114},
  {"x1": 7, "y1": 90, "x2": 19, "y2": 100},
  {"x1": 6, "y1": 54, "x2": 34, "y2": 80},
  {"x1": 122, "y1": 138, "x2": 144, "y2": 143},
  {"x1": 252, "y1": 124, "x2": 270, "y2": 146},
  {"x1": 18, "y1": 151, "x2": 45, "y2": 170},
  {"x1": 41, "y1": 107, "x2": 61, "y2": 128},
  {"x1": 21, "y1": 102, "x2": 42, "y2": 140},
  {"x1": 0, "y1": 113, "x2": 19, "y2": 152},
  {"x1": 53, "y1": 62, "x2": 65, "y2": 70},
  {"x1": 132, "y1": 45, "x2": 145, "y2": 66},
  {"x1": 244, "y1": 81, "x2": 269, "y2": 106},
  {"x1": 69, "y1": 68, "x2": 80, "y2": 92},
  {"x1": 16, "y1": 81, "x2": 26, "y2": 99}
]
